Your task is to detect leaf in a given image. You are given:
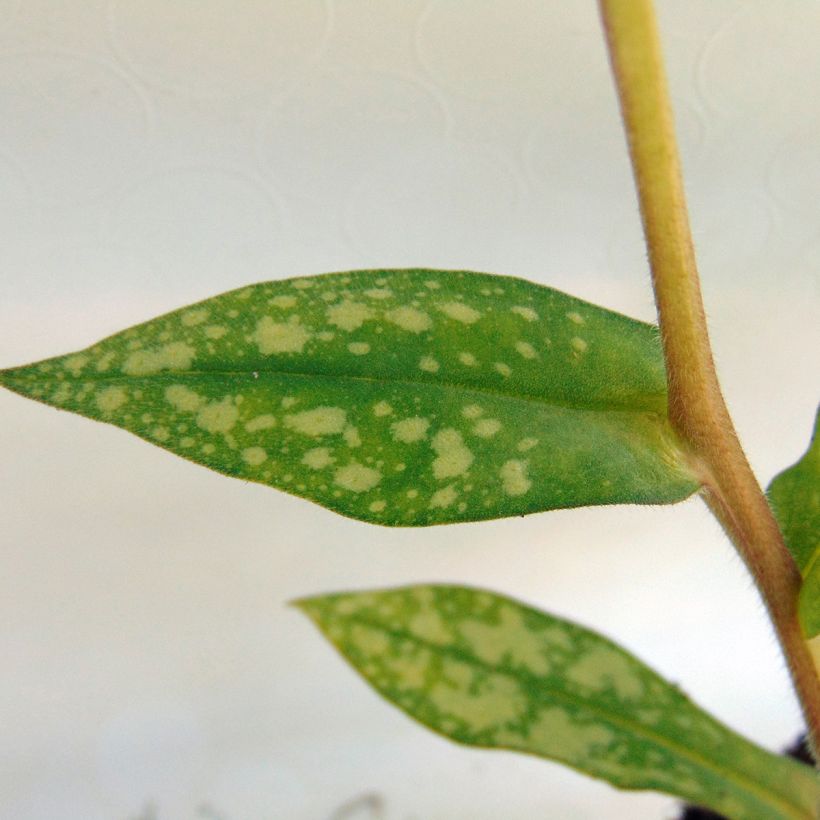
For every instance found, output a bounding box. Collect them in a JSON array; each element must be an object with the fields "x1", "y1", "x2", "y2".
[
  {"x1": 768, "y1": 406, "x2": 820, "y2": 637},
  {"x1": 297, "y1": 584, "x2": 820, "y2": 820},
  {"x1": 0, "y1": 269, "x2": 698, "y2": 525}
]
